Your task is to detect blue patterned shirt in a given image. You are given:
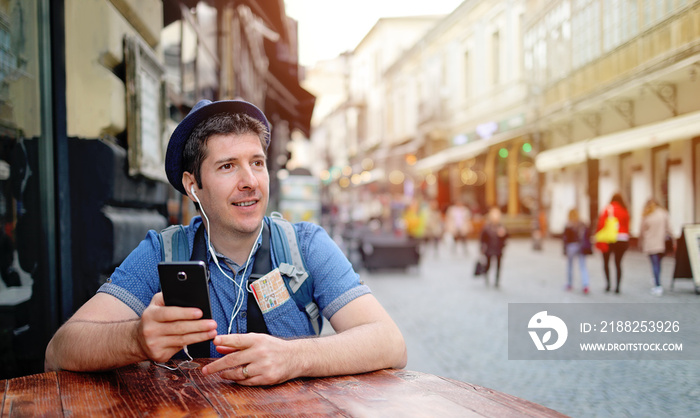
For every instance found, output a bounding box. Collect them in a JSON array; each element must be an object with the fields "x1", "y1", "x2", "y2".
[{"x1": 98, "y1": 216, "x2": 370, "y2": 356}]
